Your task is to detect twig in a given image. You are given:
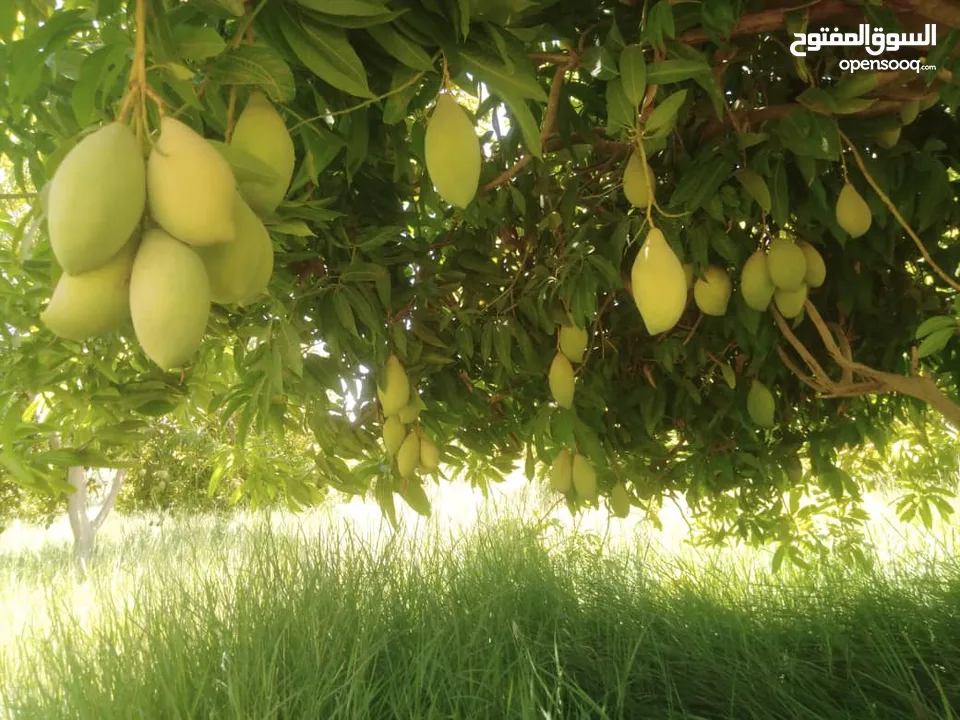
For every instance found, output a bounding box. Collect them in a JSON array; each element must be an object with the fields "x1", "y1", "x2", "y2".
[
  {"x1": 288, "y1": 67, "x2": 431, "y2": 132},
  {"x1": 683, "y1": 313, "x2": 702, "y2": 346},
  {"x1": 0, "y1": 193, "x2": 36, "y2": 200},
  {"x1": 837, "y1": 128, "x2": 960, "y2": 293},
  {"x1": 482, "y1": 56, "x2": 576, "y2": 192}
]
